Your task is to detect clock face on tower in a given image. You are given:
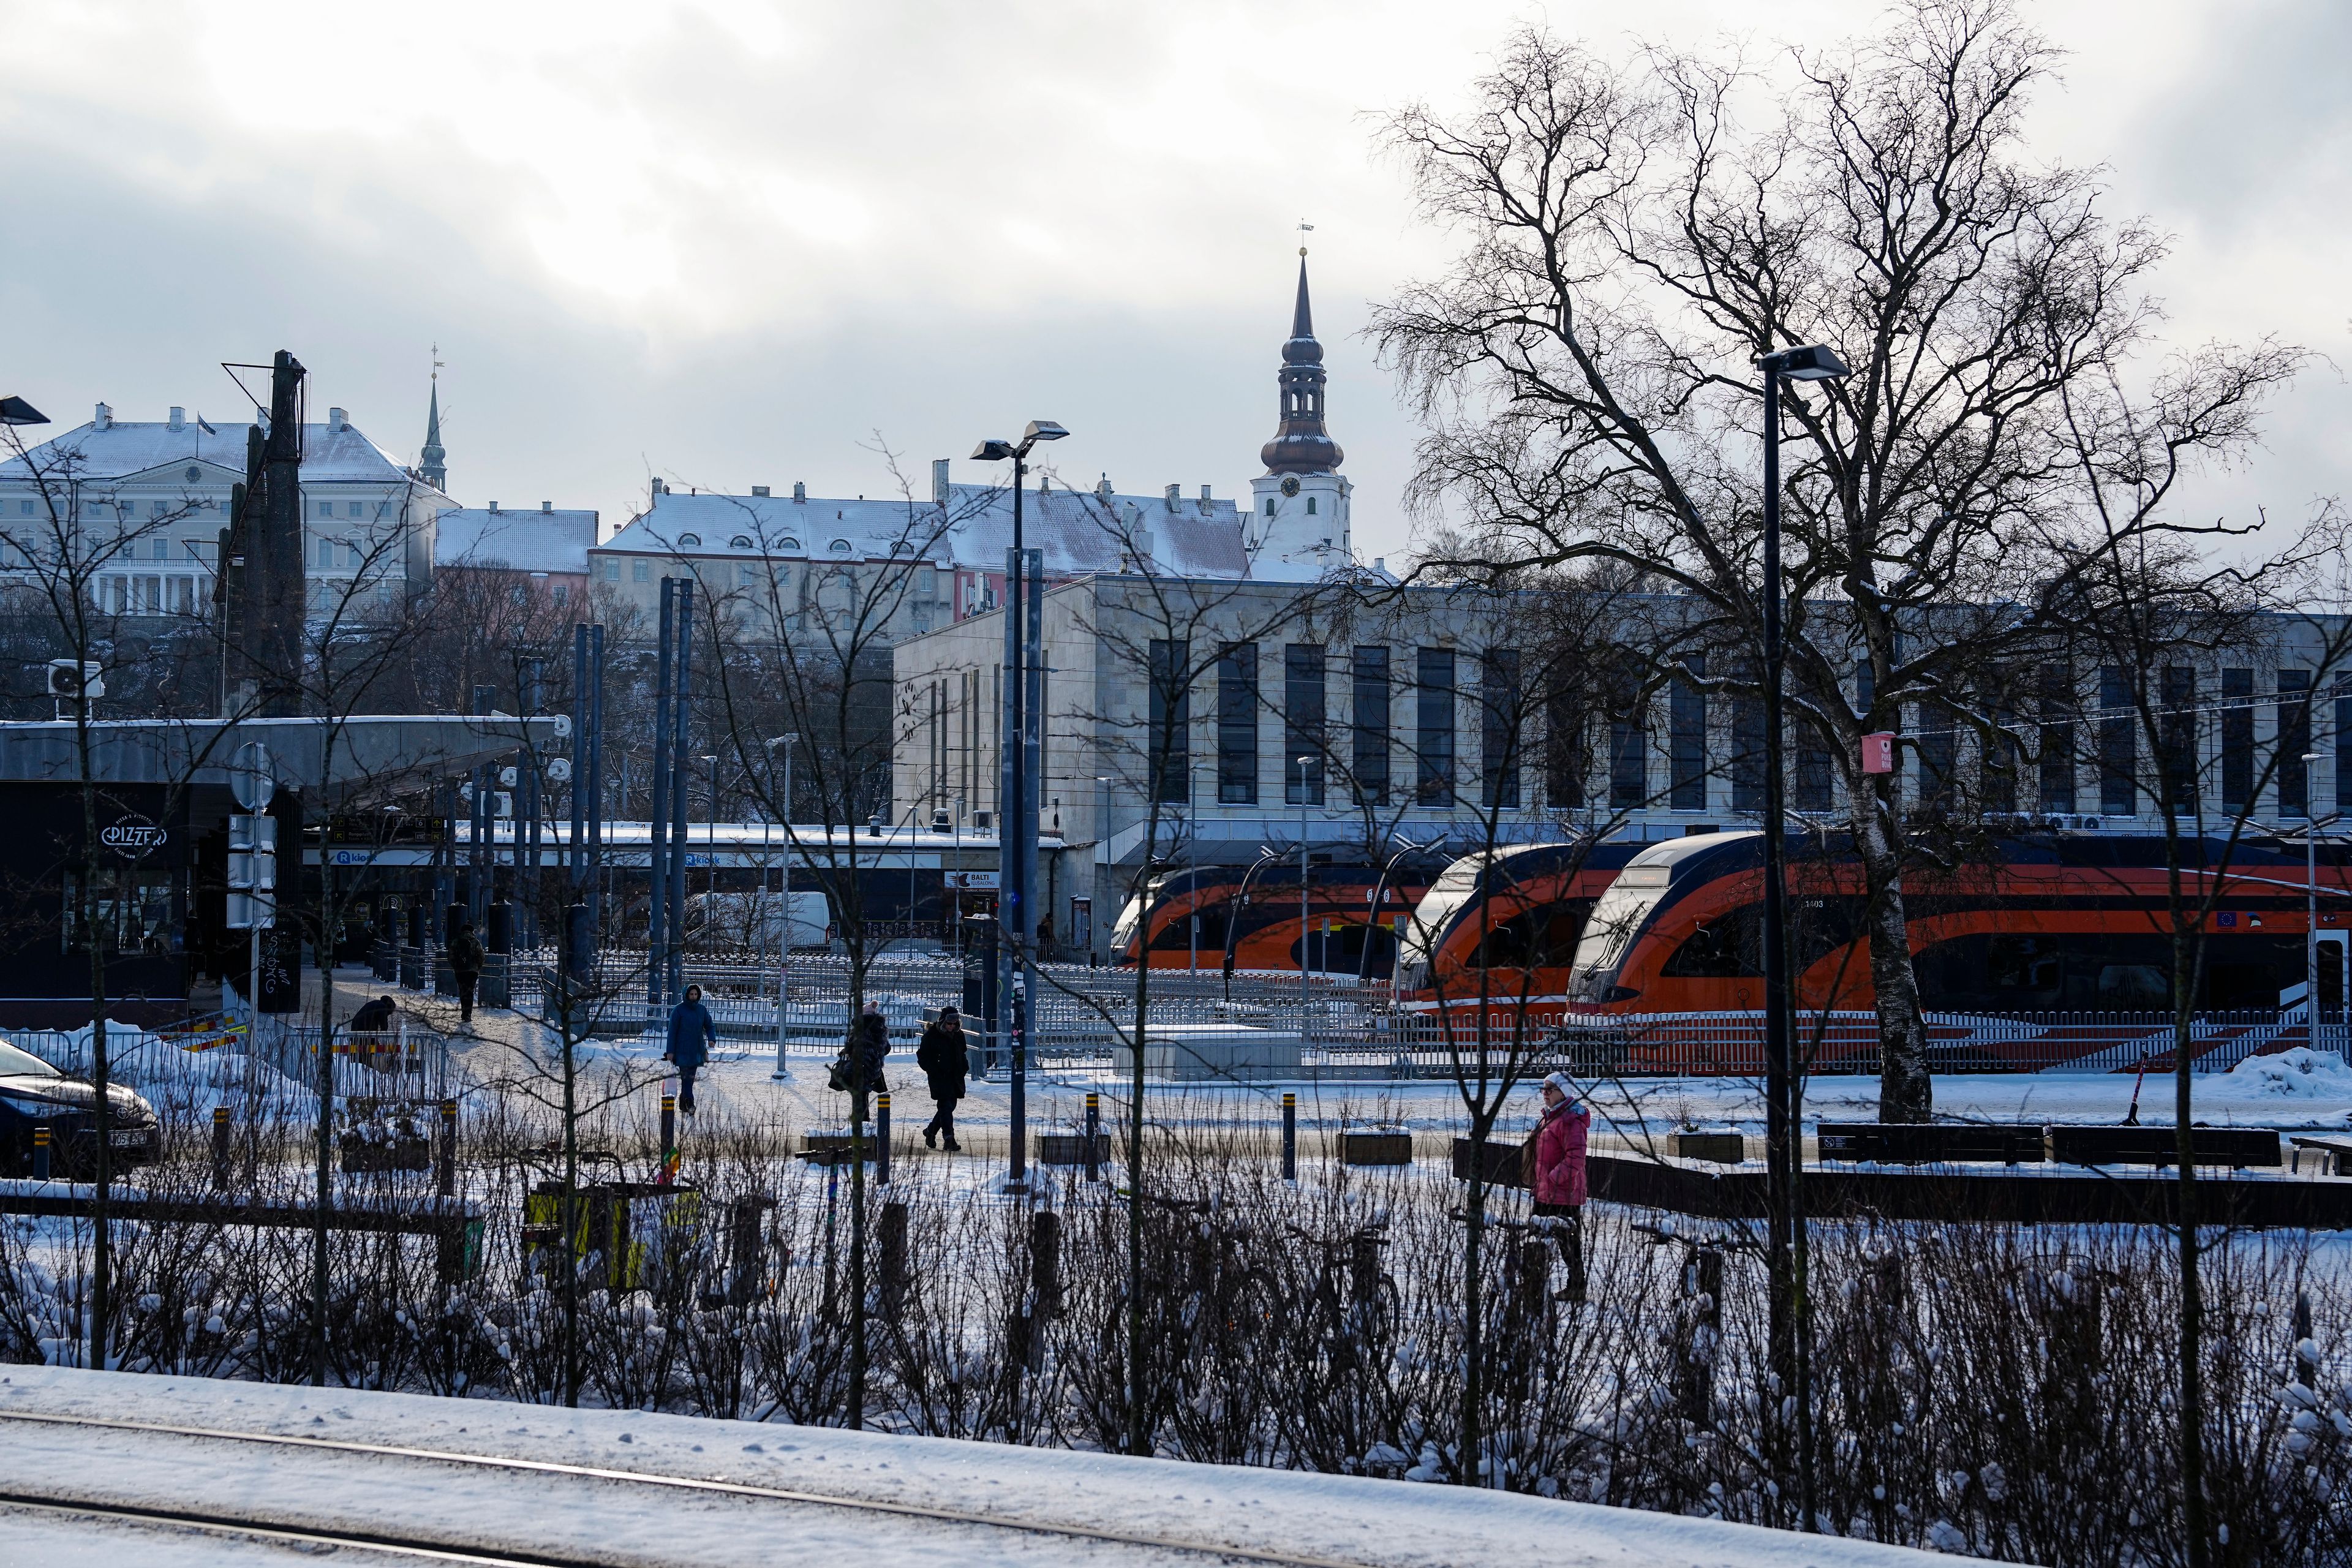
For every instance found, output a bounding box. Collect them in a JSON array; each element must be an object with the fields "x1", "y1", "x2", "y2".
[{"x1": 1280, "y1": 477, "x2": 1301, "y2": 497}]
